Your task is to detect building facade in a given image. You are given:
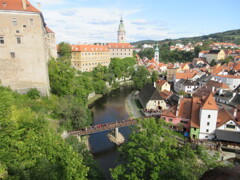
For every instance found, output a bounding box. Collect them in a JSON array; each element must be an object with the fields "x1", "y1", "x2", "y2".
[
  {"x1": 206, "y1": 50, "x2": 225, "y2": 63},
  {"x1": 71, "y1": 45, "x2": 110, "y2": 72},
  {"x1": 107, "y1": 43, "x2": 133, "y2": 59},
  {"x1": 0, "y1": 0, "x2": 56, "y2": 95}
]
